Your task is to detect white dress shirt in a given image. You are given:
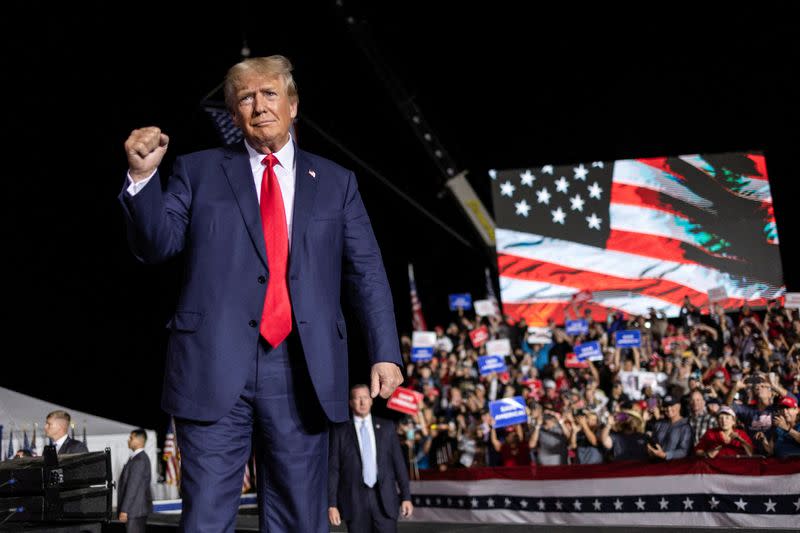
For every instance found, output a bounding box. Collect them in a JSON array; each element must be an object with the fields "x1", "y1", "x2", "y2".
[
  {"x1": 353, "y1": 413, "x2": 377, "y2": 475},
  {"x1": 54, "y1": 434, "x2": 68, "y2": 453},
  {"x1": 126, "y1": 137, "x2": 297, "y2": 248}
]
